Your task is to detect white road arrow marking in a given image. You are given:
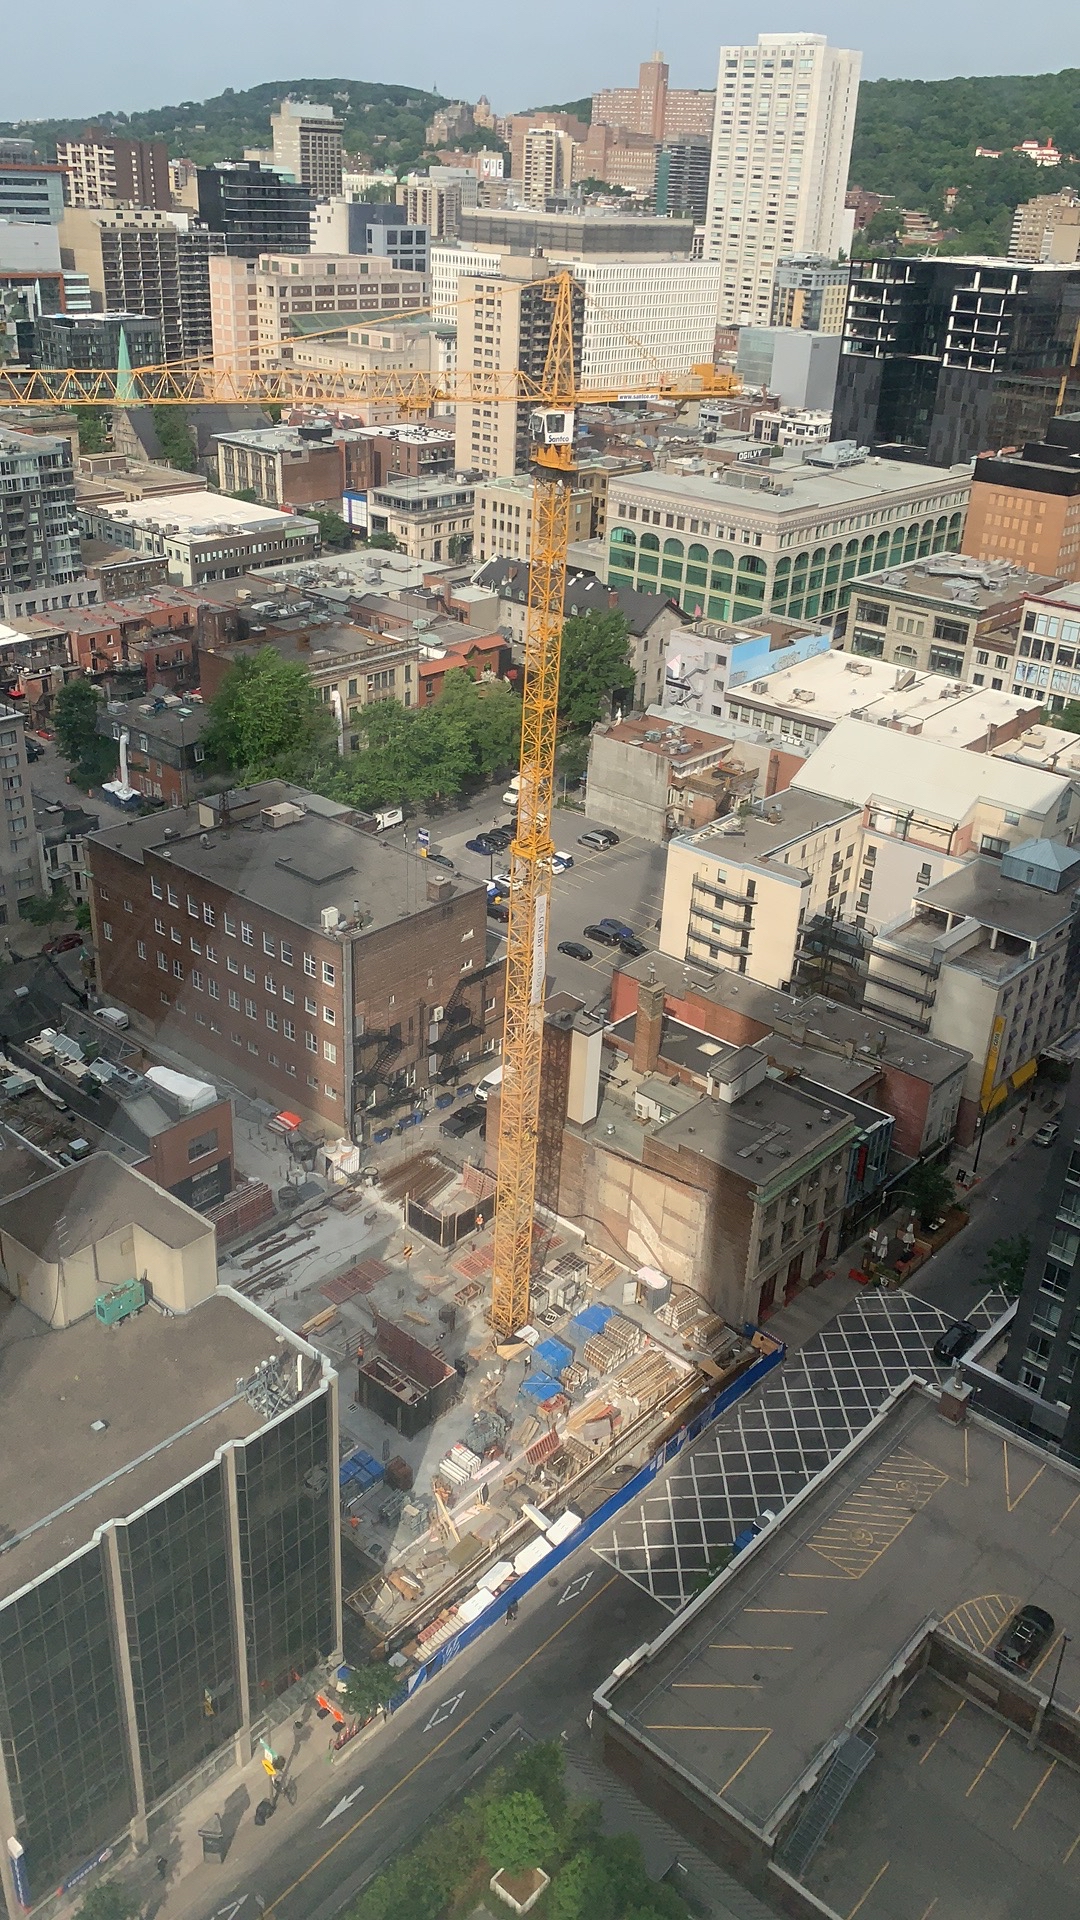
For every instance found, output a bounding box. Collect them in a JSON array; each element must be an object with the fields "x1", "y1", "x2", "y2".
[
  {"x1": 425, "y1": 1689, "x2": 466, "y2": 1731},
  {"x1": 319, "y1": 1783, "x2": 366, "y2": 1827},
  {"x1": 559, "y1": 1571, "x2": 593, "y2": 1605}
]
